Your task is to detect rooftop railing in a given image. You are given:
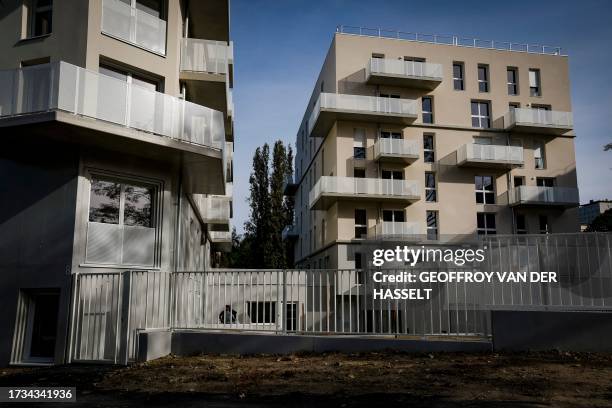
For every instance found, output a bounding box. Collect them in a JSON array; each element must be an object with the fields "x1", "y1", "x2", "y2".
[
  {"x1": 337, "y1": 25, "x2": 565, "y2": 56},
  {"x1": 102, "y1": 0, "x2": 167, "y2": 55},
  {"x1": 505, "y1": 108, "x2": 573, "y2": 129},
  {"x1": 180, "y1": 38, "x2": 234, "y2": 74},
  {"x1": 457, "y1": 143, "x2": 523, "y2": 164},
  {"x1": 367, "y1": 58, "x2": 443, "y2": 80},
  {"x1": 308, "y1": 93, "x2": 417, "y2": 136},
  {"x1": 0, "y1": 62, "x2": 226, "y2": 151}
]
